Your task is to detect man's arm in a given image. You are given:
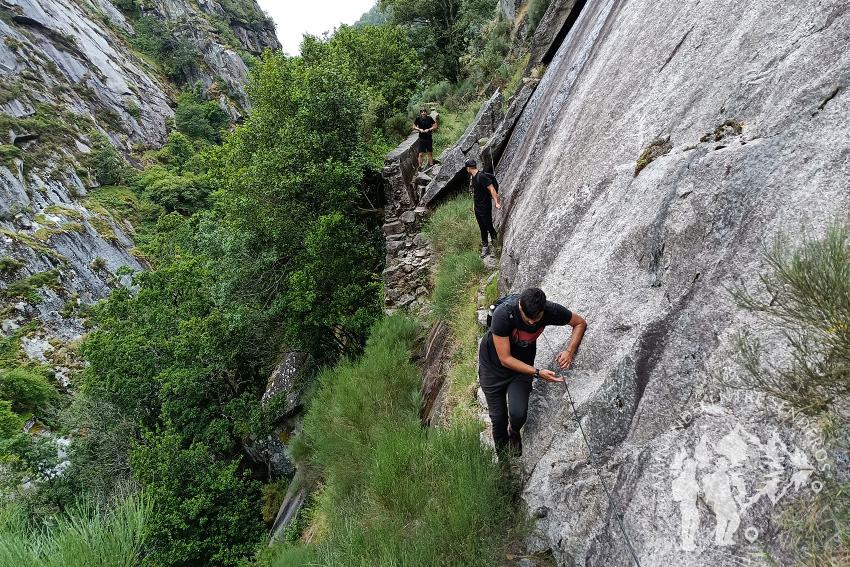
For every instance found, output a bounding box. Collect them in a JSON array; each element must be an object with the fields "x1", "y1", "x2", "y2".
[
  {"x1": 487, "y1": 184, "x2": 501, "y2": 210},
  {"x1": 554, "y1": 313, "x2": 587, "y2": 370},
  {"x1": 493, "y1": 335, "x2": 562, "y2": 382}
]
